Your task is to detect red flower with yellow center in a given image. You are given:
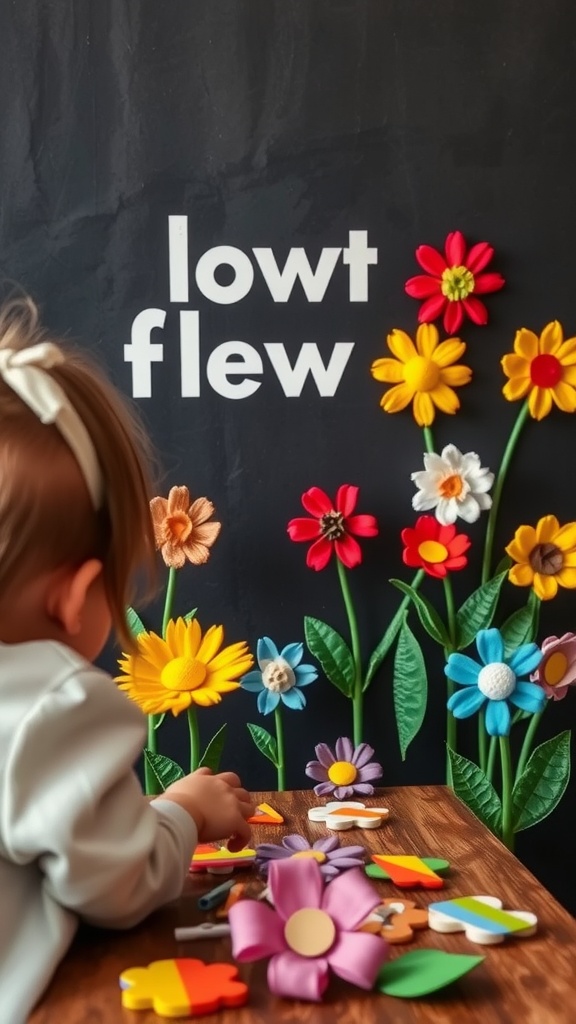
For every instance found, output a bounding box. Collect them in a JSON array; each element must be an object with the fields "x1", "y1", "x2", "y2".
[
  {"x1": 501, "y1": 321, "x2": 576, "y2": 420},
  {"x1": 287, "y1": 485, "x2": 378, "y2": 571},
  {"x1": 401, "y1": 515, "x2": 471, "y2": 579},
  {"x1": 405, "y1": 230, "x2": 505, "y2": 334}
]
